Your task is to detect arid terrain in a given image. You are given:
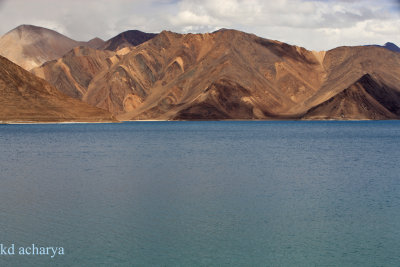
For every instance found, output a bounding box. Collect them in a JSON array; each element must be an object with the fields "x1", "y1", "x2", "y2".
[
  {"x1": 1, "y1": 24, "x2": 400, "y2": 122},
  {"x1": 0, "y1": 55, "x2": 115, "y2": 123},
  {"x1": 0, "y1": 25, "x2": 84, "y2": 70}
]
